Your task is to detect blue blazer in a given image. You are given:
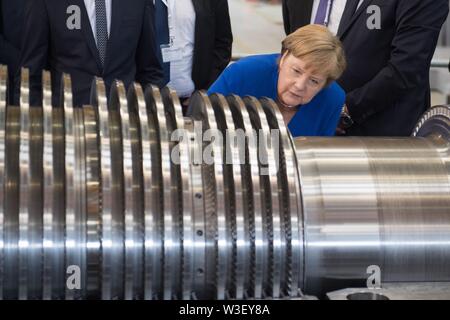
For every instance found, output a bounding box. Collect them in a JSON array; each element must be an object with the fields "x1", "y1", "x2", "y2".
[{"x1": 208, "y1": 53, "x2": 345, "y2": 137}]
